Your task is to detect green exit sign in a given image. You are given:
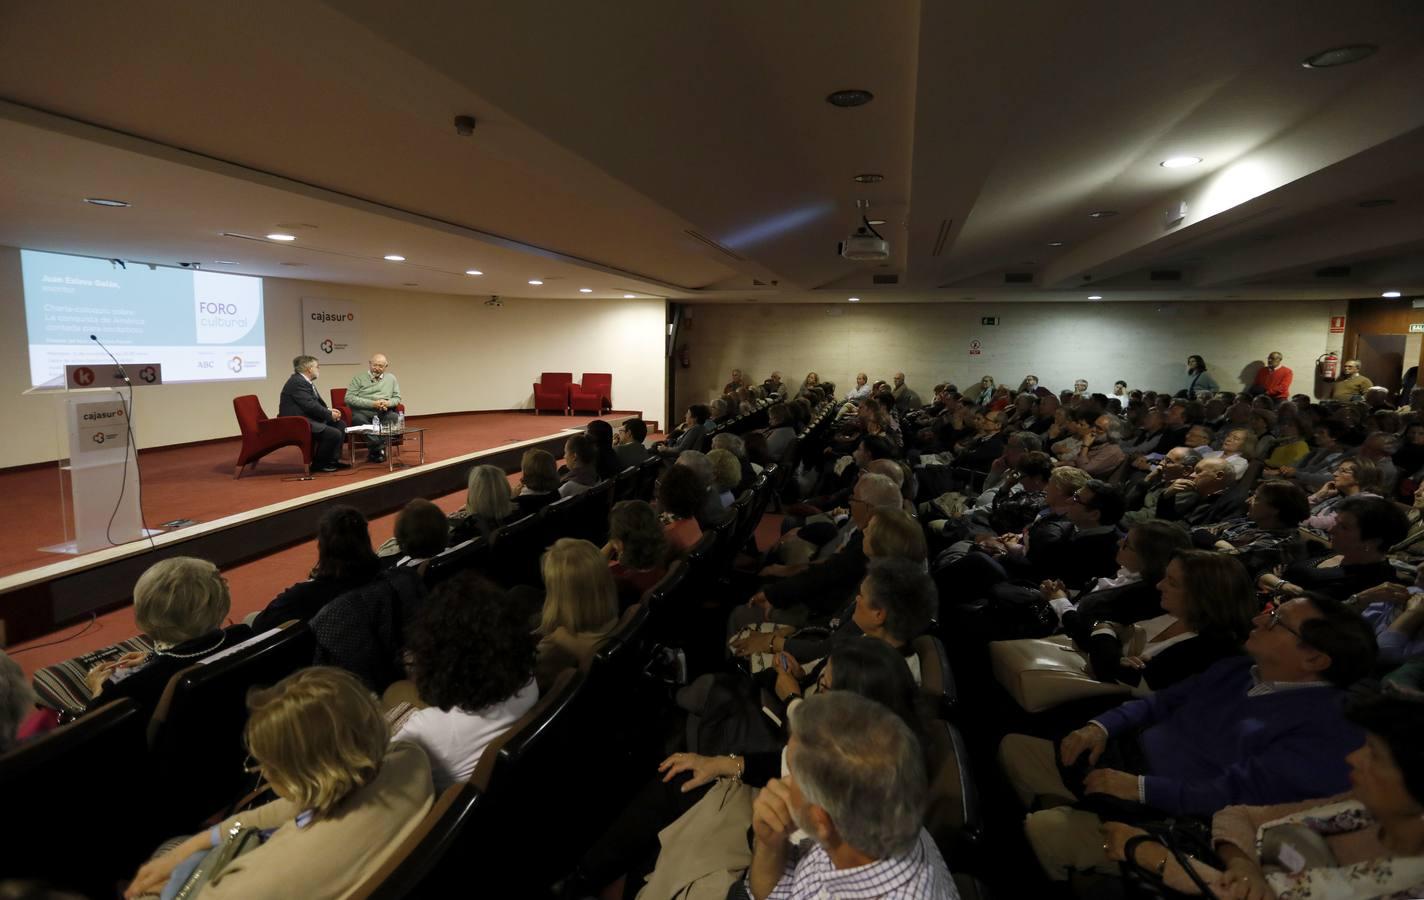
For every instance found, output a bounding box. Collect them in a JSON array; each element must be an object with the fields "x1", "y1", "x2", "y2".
[{"x1": 981, "y1": 316, "x2": 1000, "y2": 326}]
